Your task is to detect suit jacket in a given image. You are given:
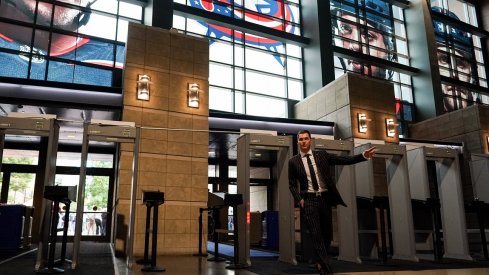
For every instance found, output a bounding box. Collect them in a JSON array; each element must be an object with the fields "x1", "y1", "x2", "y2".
[{"x1": 288, "y1": 150, "x2": 366, "y2": 207}]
